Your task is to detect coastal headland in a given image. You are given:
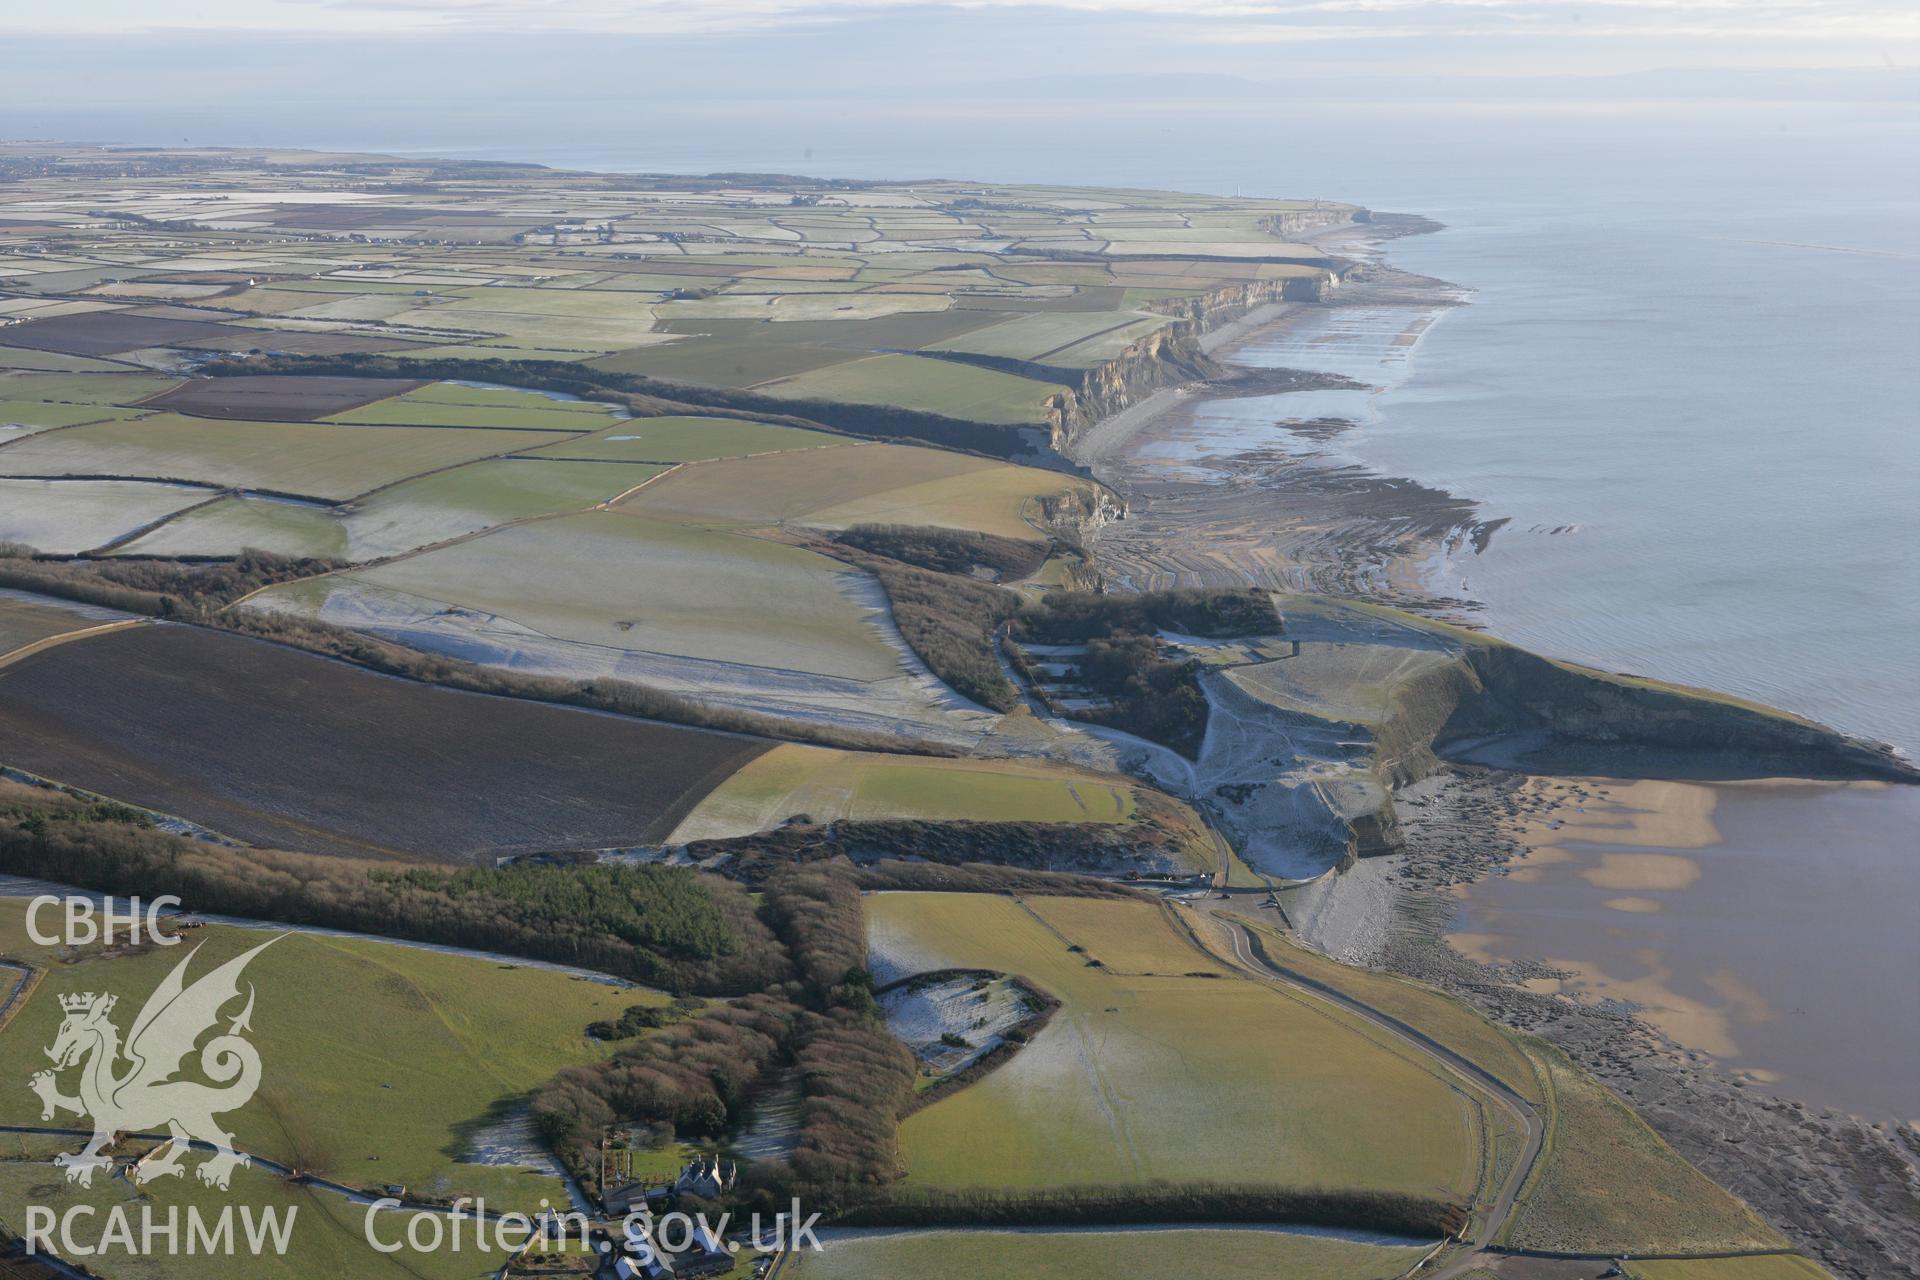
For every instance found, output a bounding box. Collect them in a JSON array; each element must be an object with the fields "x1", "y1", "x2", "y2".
[
  {"x1": 1068, "y1": 213, "x2": 1920, "y2": 1279},
  {"x1": 0, "y1": 148, "x2": 1910, "y2": 1280}
]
